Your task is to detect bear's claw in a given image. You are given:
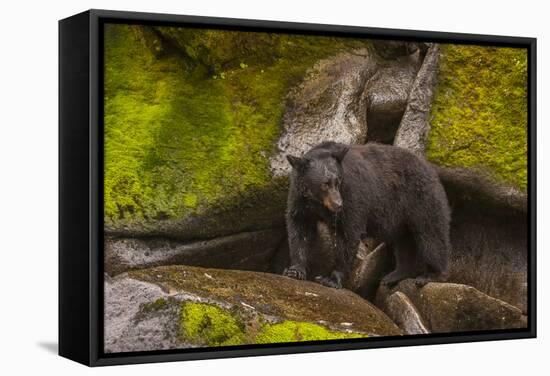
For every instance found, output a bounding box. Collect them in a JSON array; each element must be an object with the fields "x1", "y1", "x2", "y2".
[
  {"x1": 283, "y1": 266, "x2": 306, "y2": 280},
  {"x1": 314, "y1": 274, "x2": 343, "y2": 289}
]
